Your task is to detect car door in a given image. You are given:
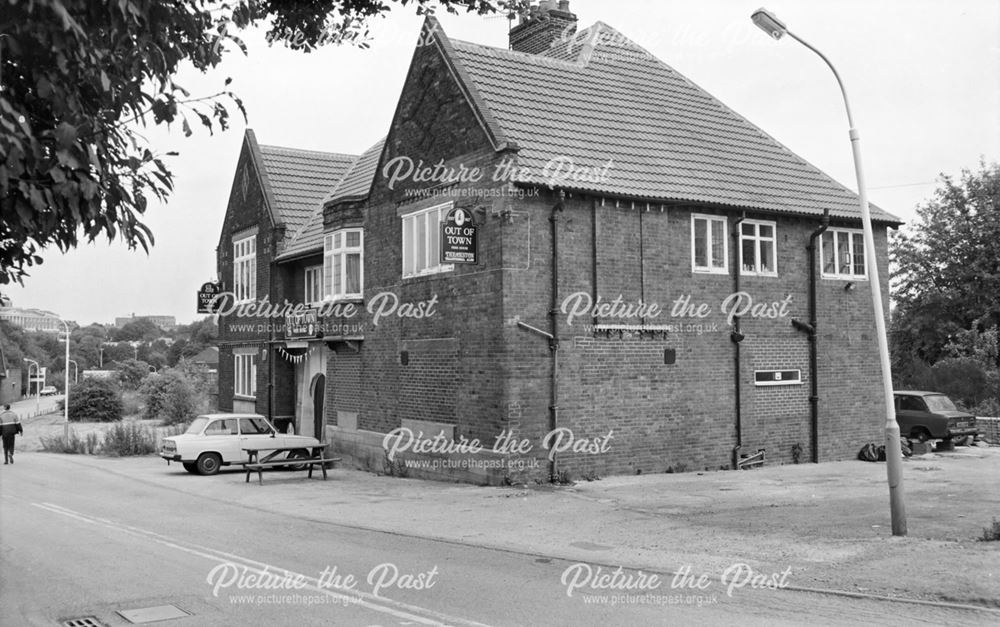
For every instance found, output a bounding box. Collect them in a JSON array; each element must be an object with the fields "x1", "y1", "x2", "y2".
[
  {"x1": 238, "y1": 417, "x2": 277, "y2": 463},
  {"x1": 895, "y1": 395, "x2": 930, "y2": 438},
  {"x1": 203, "y1": 418, "x2": 241, "y2": 462}
]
